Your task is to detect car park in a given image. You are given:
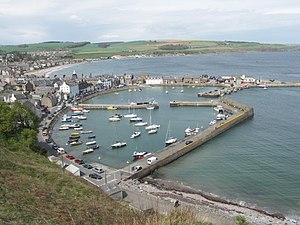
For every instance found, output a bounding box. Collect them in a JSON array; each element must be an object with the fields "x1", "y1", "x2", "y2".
[{"x1": 89, "y1": 173, "x2": 102, "y2": 180}]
